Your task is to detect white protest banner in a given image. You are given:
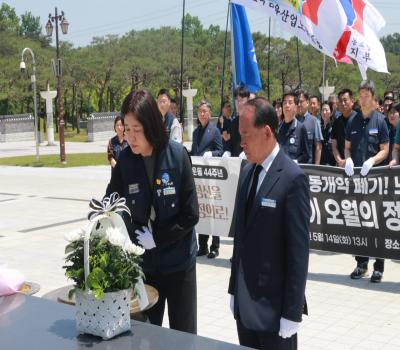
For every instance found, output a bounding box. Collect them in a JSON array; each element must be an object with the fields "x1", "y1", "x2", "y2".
[
  {"x1": 231, "y1": 0, "x2": 347, "y2": 57},
  {"x1": 191, "y1": 156, "x2": 242, "y2": 237},
  {"x1": 234, "y1": 0, "x2": 388, "y2": 77}
]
